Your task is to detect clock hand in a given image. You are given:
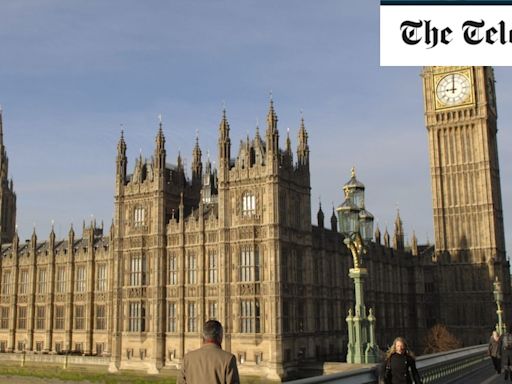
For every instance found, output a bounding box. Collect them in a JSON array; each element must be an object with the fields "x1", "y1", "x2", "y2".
[{"x1": 447, "y1": 74, "x2": 458, "y2": 94}]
